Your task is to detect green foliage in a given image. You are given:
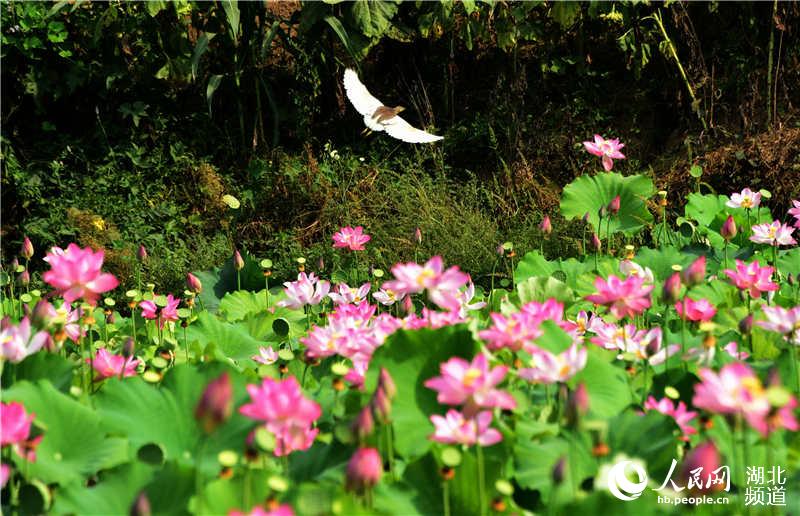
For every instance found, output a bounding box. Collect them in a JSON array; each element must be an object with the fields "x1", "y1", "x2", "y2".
[
  {"x1": 560, "y1": 172, "x2": 655, "y2": 235},
  {"x1": 364, "y1": 326, "x2": 477, "y2": 461},
  {"x1": 3, "y1": 381, "x2": 130, "y2": 486}
]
